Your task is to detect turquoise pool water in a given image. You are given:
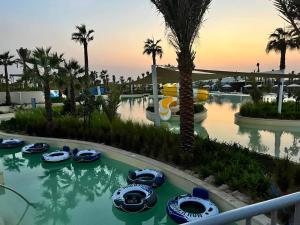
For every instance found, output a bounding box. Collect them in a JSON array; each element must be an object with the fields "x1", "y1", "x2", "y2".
[
  {"x1": 119, "y1": 95, "x2": 300, "y2": 162},
  {"x1": 0, "y1": 146, "x2": 184, "y2": 225}
]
